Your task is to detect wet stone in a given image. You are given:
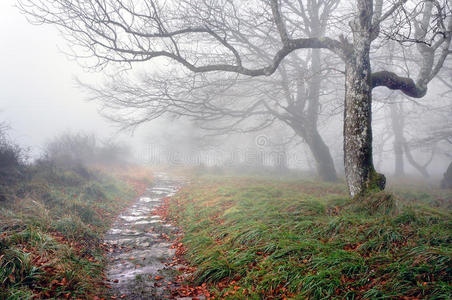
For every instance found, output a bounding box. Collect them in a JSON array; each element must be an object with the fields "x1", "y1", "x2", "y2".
[
  {"x1": 105, "y1": 173, "x2": 185, "y2": 299},
  {"x1": 140, "y1": 197, "x2": 161, "y2": 203}
]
